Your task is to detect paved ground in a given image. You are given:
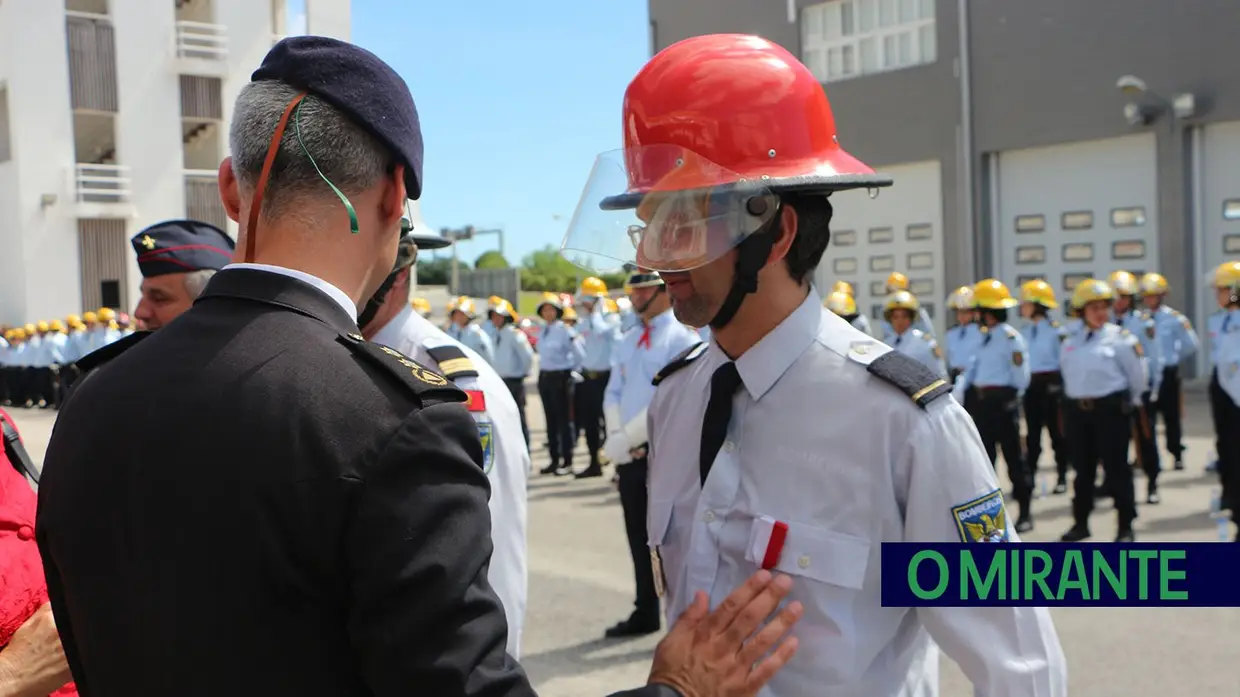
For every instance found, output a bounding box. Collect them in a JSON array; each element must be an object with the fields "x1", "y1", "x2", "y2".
[{"x1": 12, "y1": 385, "x2": 1238, "y2": 696}]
